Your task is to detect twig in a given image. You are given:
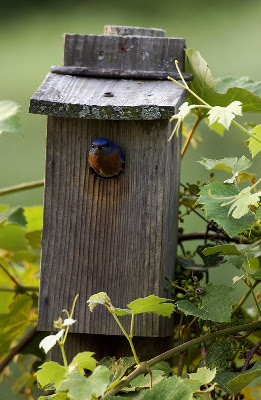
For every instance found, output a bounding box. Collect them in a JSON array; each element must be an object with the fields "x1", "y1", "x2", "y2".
[
  {"x1": 178, "y1": 232, "x2": 249, "y2": 244},
  {"x1": 101, "y1": 321, "x2": 261, "y2": 399},
  {"x1": 0, "y1": 179, "x2": 44, "y2": 196},
  {"x1": 233, "y1": 280, "x2": 260, "y2": 314},
  {"x1": 0, "y1": 326, "x2": 38, "y2": 373},
  {"x1": 0, "y1": 262, "x2": 20, "y2": 287},
  {"x1": 242, "y1": 339, "x2": 261, "y2": 372},
  {"x1": 232, "y1": 334, "x2": 261, "y2": 357},
  {"x1": 181, "y1": 116, "x2": 202, "y2": 158}
]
